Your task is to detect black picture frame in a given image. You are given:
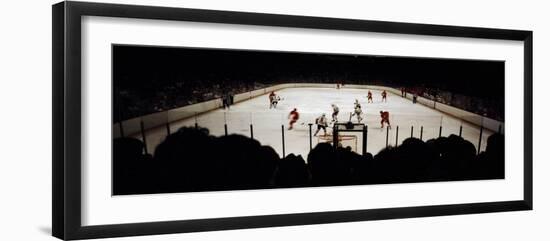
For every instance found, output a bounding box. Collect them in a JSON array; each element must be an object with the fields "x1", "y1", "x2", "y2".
[{"x1": 52, "y1": 1, "x2": 533, "y2": 240}]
